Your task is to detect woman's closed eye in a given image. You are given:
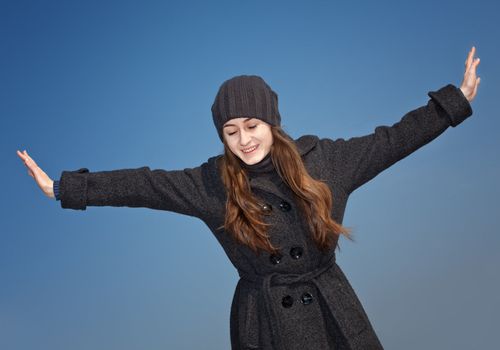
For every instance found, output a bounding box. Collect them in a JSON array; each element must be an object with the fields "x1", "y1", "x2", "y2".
[{"x1": 228, "y1": 125, "x2": 257, "y2": 136}]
